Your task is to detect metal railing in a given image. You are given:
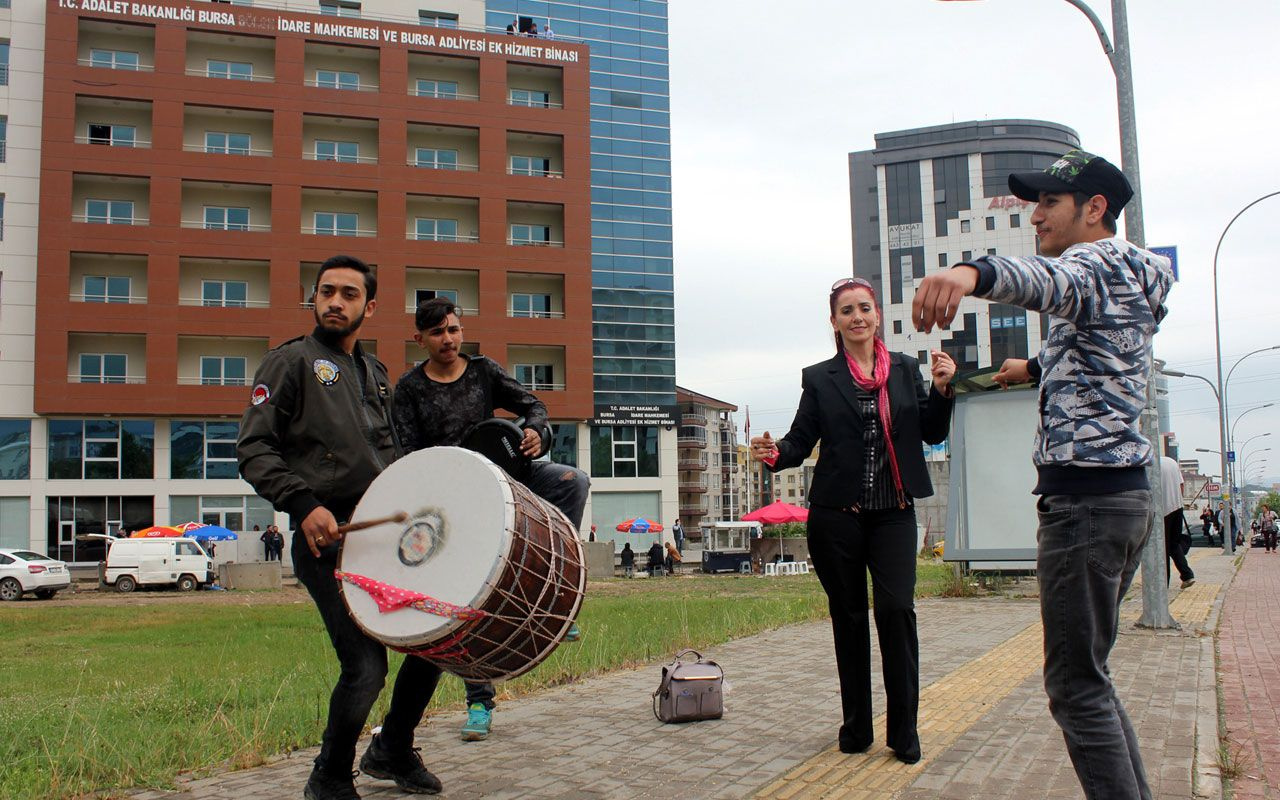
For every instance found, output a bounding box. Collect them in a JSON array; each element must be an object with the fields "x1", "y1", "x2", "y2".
[
  {"x1": 408, "y1": 233, "x2": 479, "y2": 243},
  {"x1": 67, "y1": 373, "x2": 146, "y2": 385},
  {"x1": 183, "y1": 144, "x2": 273, "y2": 157},
  {"x1": 508, "y1": 97, "x2": 564, "y2": 110},
  {"x1": 301, "y1": 226, "x2": 377, "y2": 237},
  {"x1": 184, "y1": 67, "x2": 274, "y2": 82},
  {"x1": 507, "y1": 238, "x2": 564, "y2": 247},
  {"x1": 519, "y1": 382, "x2": 566, "y2": 392},
  {"x1": 177, "y1": 377, "x2": 250, "y2": 386},
  {"x1": 507, "y1": 167, "x2": 565, "y2": 178},
  {"x1": 408, "y1": 158, "x2": 479, "y2": 171},
  {"x1": 72, "y1": 215, "x2": 149, "y2": 225},
  {"x1": 404, "y1": 303, "x2": 479, "y2": 315},
  {"x1": 74, "y1": 136, "x2": 151, "y2": 148},
  {"x1": 508, "y1": 309, "x2": 566, "y2": 319},
  {"x1": 180, "y1": 221, "x2": 271, "y2": 232},
  {"x1": 305, "y1": 79, "x2": 379, "y2": 92},
  {"x1": 178, "y1": 298, "x2": 271, "y2": 308},
  {"x1": 408, "y1": 88, "x2": 480, "y2": 101},
  {"x1": 77, "y1": 59, "x2": 154, "y2": 72},
  {"x1": 681, "y1": 413, "x2": 707, "y2": 426},
  {"x1": 69, "y1": 293, "x2": 148, "y2": 304},
  {"x1": 305, "y1": 151, "x2": 378, "y2": 164}
]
